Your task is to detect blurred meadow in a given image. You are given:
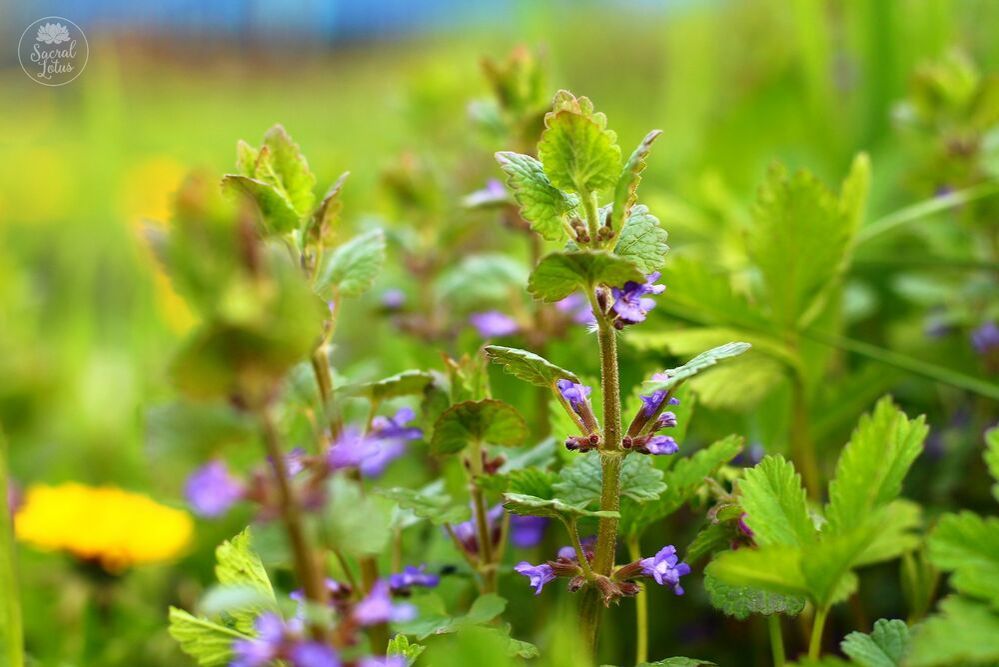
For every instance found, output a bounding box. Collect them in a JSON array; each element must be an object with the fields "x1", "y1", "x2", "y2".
[{"x1": 1, "y1": 1, "x2": 997, "y2": 665}]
